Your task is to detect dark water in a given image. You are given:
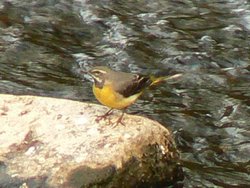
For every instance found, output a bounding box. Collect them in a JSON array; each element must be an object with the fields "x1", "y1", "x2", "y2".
[{"x1": 0, "y1": 0, "x2": 250, "y2": 187}]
